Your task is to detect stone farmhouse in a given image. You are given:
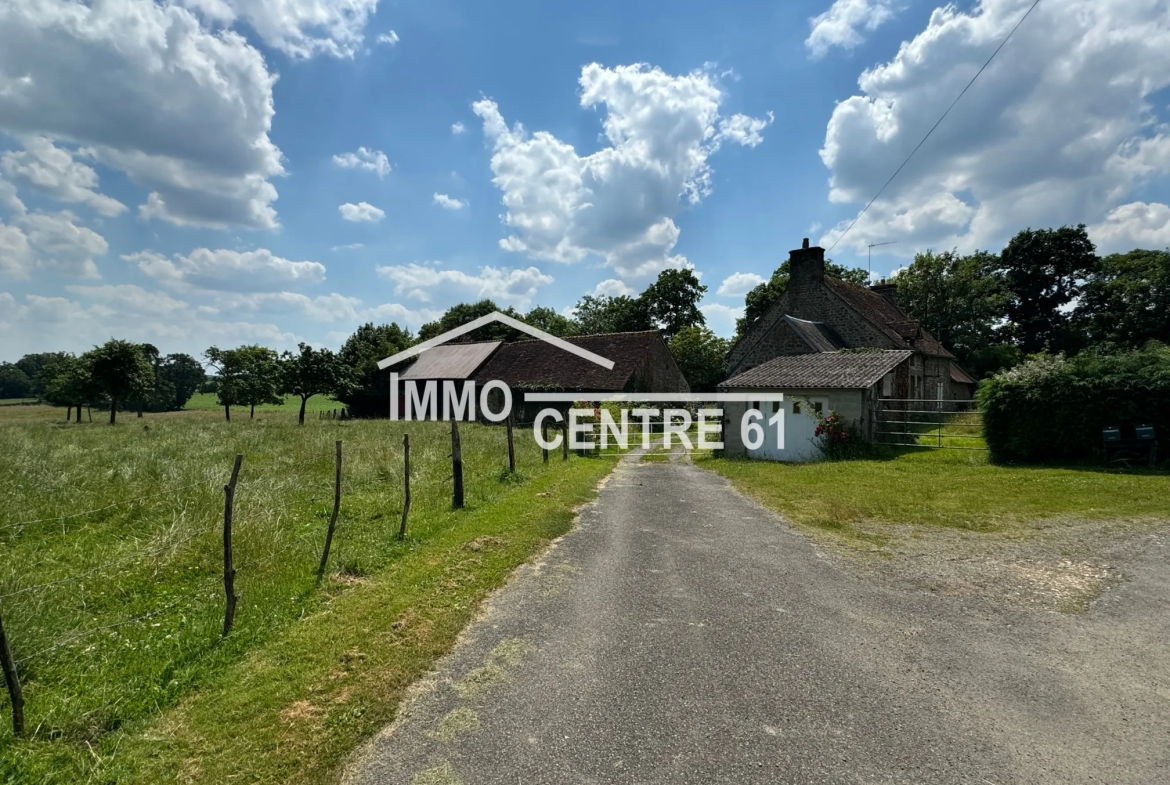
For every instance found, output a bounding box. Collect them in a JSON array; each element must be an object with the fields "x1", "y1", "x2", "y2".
[{"x1": 719, "y1": 239, "x2": 976, "y2": 460}]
